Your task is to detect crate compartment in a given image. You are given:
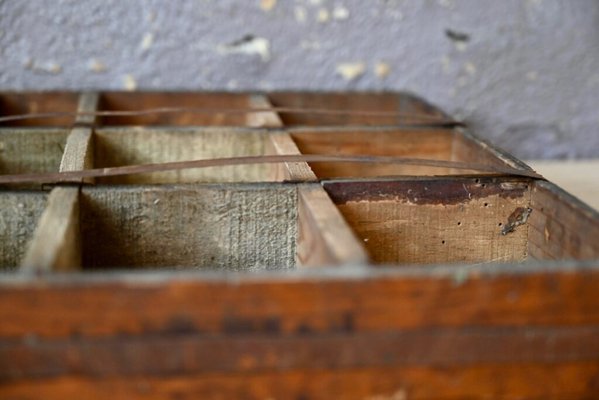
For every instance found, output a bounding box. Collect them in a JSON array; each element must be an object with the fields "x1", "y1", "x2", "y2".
[
  {"x1": 80, "y1": 184, "x2": 298, "y2": 270},
  {"x1": 268, "y1": 92, "x2": 445, "y2": 126},
  {"x1": 98, "y1": 92, "x2": 258, "y2": 126},
  {"x1": 291, "y1": 127, "x2": 524, "y2": 178},
  {"x1": 0, "y1": 191, "x2": 47, "y2": 269},
  {"x1": 93, "y1": 127, "x2": 287, "y2": 184},
  {"x1": 0, "y1": 128, "x2": 69, "y2": 188},
  {"x1": 0, "y1": 92, "x2": 79, "y2": 126},
  {"x1": 323, "y1": 177, "x2": 534, "y2": 265}
]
